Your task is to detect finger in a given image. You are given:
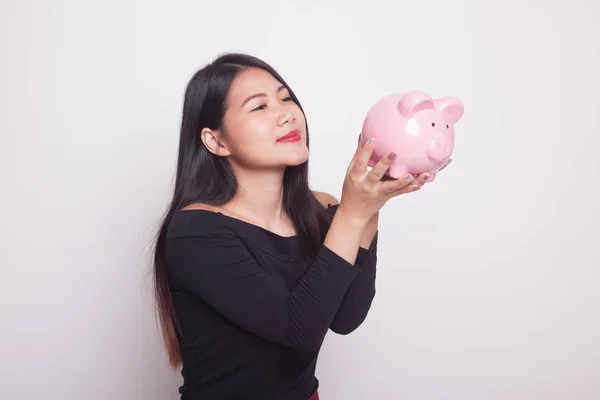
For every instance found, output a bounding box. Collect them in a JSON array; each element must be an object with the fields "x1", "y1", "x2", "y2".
[
  {"x1": 382, "y1": 170, "x2": 435, "y2": 196},
  {"x1": 386, "y1": 182, "x2": 423, "y2": 197},
  {"x1": 414, "y1": 172, "x2": 430, "y2": 185},
  {"x1": 379, "y1": 172, "x2": 417, "y2": 194},
  {"x1": 349, "y1": 132, "x2": 366, "y2": 164},
  {"x1": 405, "y1": 172, "x2": 432, "y2": 192},
  {"x1": 367, "y1": 152, "x2": 395, "y2": 183},
  {"x1": 351, "y1": 137, "x2": 375, "y2": 175},
  {"x1": 346, "y1": 134, "x2": 364, "y2": 173}
]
